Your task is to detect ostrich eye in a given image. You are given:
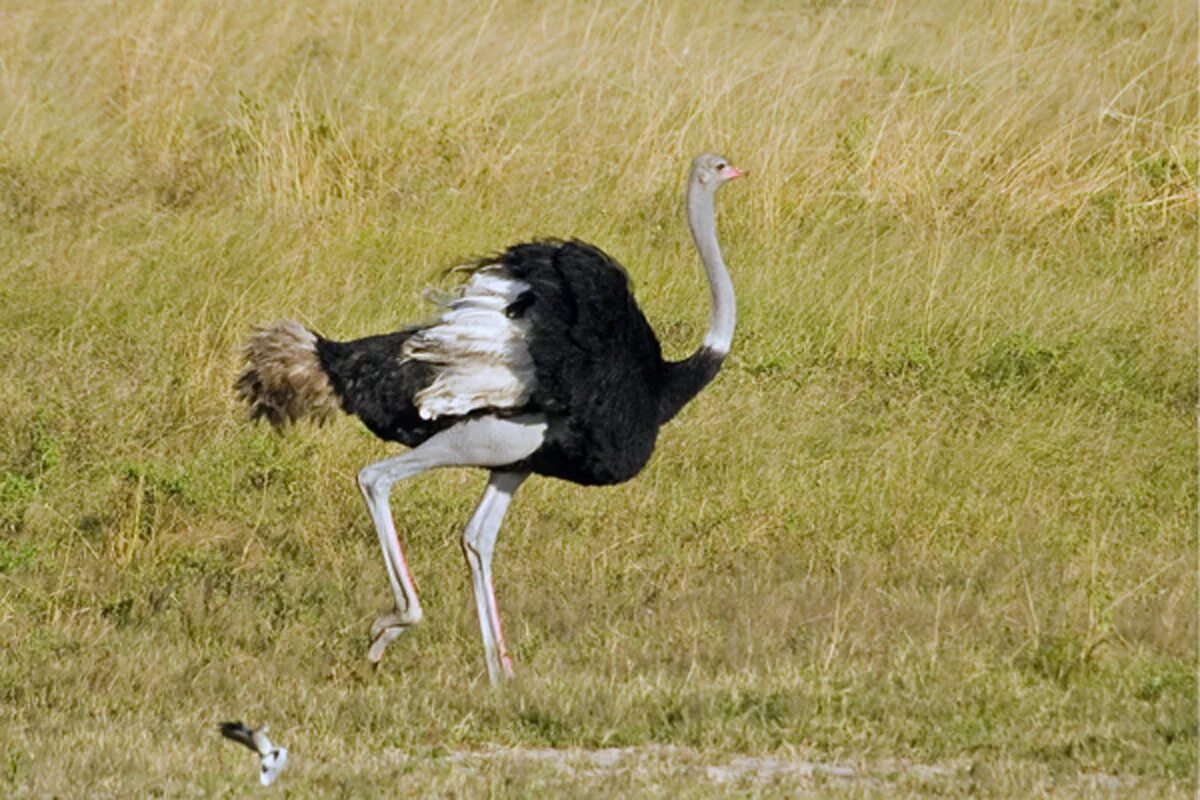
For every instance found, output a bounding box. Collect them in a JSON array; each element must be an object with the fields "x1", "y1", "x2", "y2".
[{"x1": 716, "y1": 162, "x2": 727, "y2": 171}]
